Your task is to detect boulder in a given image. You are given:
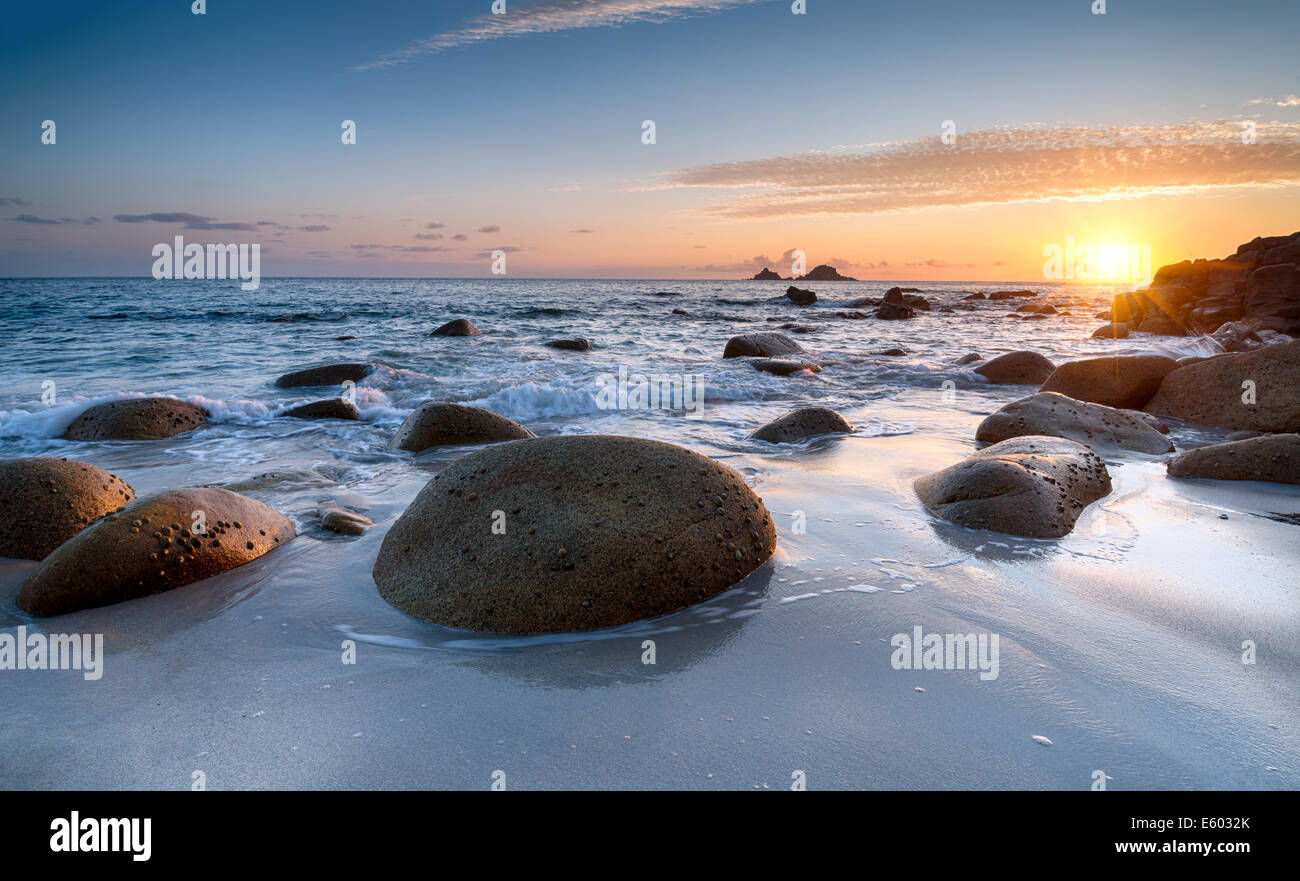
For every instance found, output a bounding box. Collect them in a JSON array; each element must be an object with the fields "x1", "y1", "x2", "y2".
[
  {"x1": 17, "y1": 487, "x2": 295, "y2": 616},
  {"x1": 1136, "y1": 315, "x2": 1186, "y2": 336},
  {"x1": 750, "y1": 359, "x2": 821, "y2": 376},
  {"x1": 372, "y1": 435, "x2": 778, "y2": 633},
  {"x1": 1166, "y1": 434, "x2": 1299, "y2": 485},
  {"x1": 962, "y1": 292, "x2": 987, "y2": 301},
  {"x1": 988, "y1": 290, "x2": 1037, "y2": 300},
  {"x1": 1243, "y1": 263, "x2": 1300, "y2": 332},
  {"x1": 955, "y1": 352, "x2": 983, "y2": 365},
  {"x1": 283, "y1": 399, "x2": 360, "y2": 420},
  {"x1": 914, "y1": 436, "x2": 1111, "y2": 539},
  {"x1": 974, "y1": 351, "x2": 1055, "y2": 385},
  {"x1": 975, "y1": 392, "x2": 1173, "y2": 454},
  {"x1": 319, "y1": 504, "x2": 373, "y2": 535},
  {"x1": 1091, "y1": 322, "x2": 1129, "y2": 339},
  {"x1": 1039, "y1": 355, "x2": 1178, "y2": 409},
  {"x1": 722, "y1": 332, "x2": 803, "y2": 358},
  {"x1": 63, "y1": 398, "x2": 209, "y2": 441},
  {"x1": 750, "y1": 407, "x2": 853, "y2": 443},
  {"x1": 784, "y1": 286, "x2": 817, "y2": 306},
  {"x1": 545, "y1": 338, "x2": 593, "y2": 351},
  {"x1": 432, "y1": 318, "x2": 481, "y2": 336},
  {"x1": 0, "y1": 458, "x2": 136, "y2": 560},
  {"x1": 1144, "y1": 339, "x2": 1300, "y2": 432},
  {"x1": 388, "y1": 402, "x2": 535, "y2": 453},
  {"x1": 875, "y1": 302, "x2": 916, "y2": 320},
  {"x1": 875, "y1": 347, "x2": 909, "y2": 356},
  {"x1": 275, "y1": 363, "x2": 373, "y2": 388}
]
